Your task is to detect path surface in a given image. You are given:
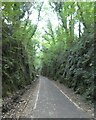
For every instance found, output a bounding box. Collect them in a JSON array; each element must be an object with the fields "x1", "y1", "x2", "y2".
[{"x1": 32, "y1": 76, "x2": 91, "y2": 118}]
